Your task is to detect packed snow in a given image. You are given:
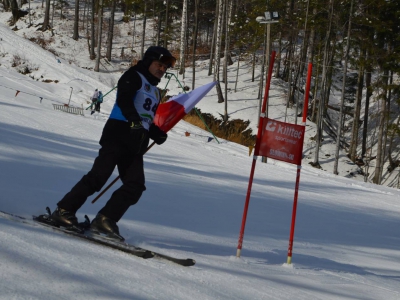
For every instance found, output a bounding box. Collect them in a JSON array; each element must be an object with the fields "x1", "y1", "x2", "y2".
[{"x1": 1, "y1": 15, "x2": 400, "y2": 300}]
